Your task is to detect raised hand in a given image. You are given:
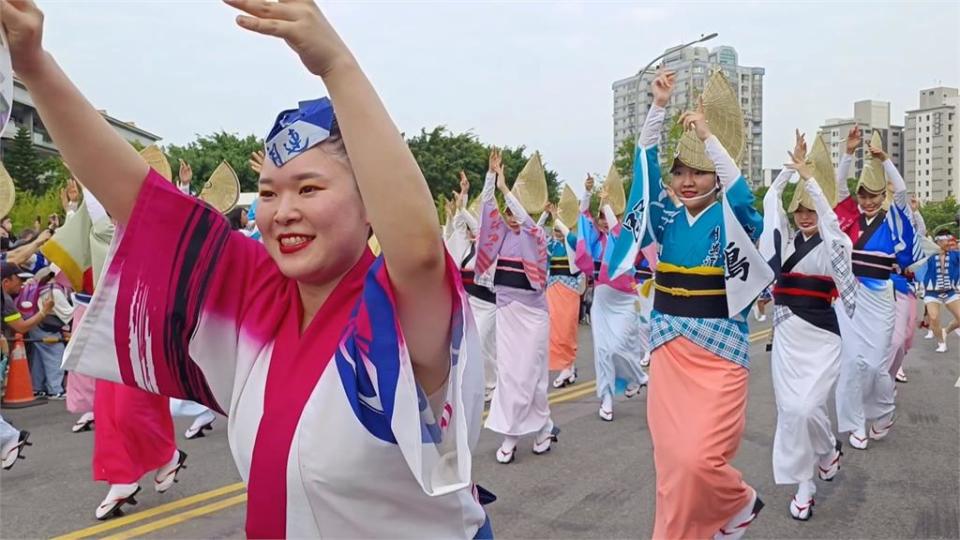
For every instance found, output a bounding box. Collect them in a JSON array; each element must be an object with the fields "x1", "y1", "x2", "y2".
[
  {"x1": 679, "y1": 98, "x2": 711, "y2": 142},
  {"x1": 488, "y1": 148, "x2": 502, "y2": 175},
  {"x1": 1, "y1": 0, "x2": 48, "y2": 79},
  {"x1": 845, "y1": 124, "x2": 862, "y2": 155},
  {"x1": 584, "y1": 174, "x2": 595, "y2": 193},
  {"x1": 868, "y1": 144, "x2": 888, "y2": 162},
  {"x1": 786, "y1": 150, "x2": 813, "y2": 181},
  {"x1": 910, "y1": 195, "x2": 919, "y2": 211},
  {"x1": 224, "y1": 0, "x2": 355, "y2": 78},
  {"x1": 651, "y1": 68, "x2": 676, "y2": 108},
  {"x1": 543, "y1": 202, "x2": 556, "y2": 215},
  {"x1": 178, "y1": 159, "x2": 193, "y2": 184},
  {"x1": 496, "y1": 169, "x2": 509, "y2": 192},
  {"x1": 249, "y1": 150, "x2": 265, "y2": 174},
  {"x1": 459, "y1": 170, "x2": 469, "y2": 194},
  {"x1": 792, "y1": 129, "x2": 808, "y2": 163},
  {"x1": 444, "y1": 196, "x2": 455, "y2": 218},
  {"x1": 599, "y1": 185, "x2": 609, "y2": 204}
]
